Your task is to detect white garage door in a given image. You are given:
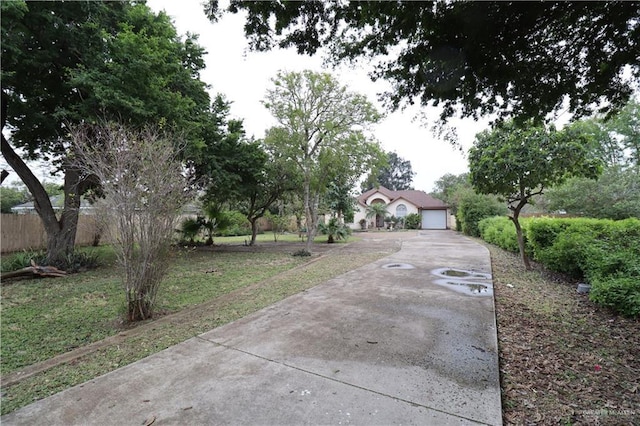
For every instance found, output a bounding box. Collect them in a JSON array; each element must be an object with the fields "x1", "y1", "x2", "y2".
[{"x1": 421, "y1": 210, "x2": 447, "y2": 229}]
